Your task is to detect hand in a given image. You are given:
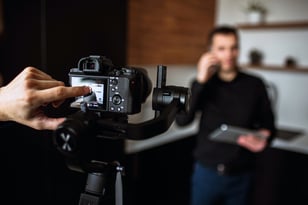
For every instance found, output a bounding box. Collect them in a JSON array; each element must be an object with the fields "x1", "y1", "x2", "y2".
[
  {"x1": 196, "y1": 52, "x2": 219, "y2": 84},
  {"x1": 0, "y1": 67, "x2": 90, "y2": 130},
  {"x1": 237, "y1": 129, "x2": 271, "y2": 153}
]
